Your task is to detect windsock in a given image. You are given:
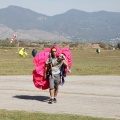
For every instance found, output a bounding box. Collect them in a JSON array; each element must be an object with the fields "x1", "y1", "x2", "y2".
[{"x1": 10, "y1": 34, "x2": 17, "y2": 44}]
